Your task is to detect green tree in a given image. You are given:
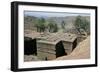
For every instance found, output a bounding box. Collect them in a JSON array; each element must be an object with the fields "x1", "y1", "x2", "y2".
[
  {"x1": 39, "y1": 18, "x2": 46, "y2": 32},
  {"x1": 74, "y1": 16, "x2": 90, "y2": 35},
  {"x1": 53, "y1": 23, "x2": 58, "y2": 32},
  {"x1": 34, "y1": 18, "x2": 40, "y2": 32},
  {"x1": 48, "y1": 22, "x2": 54, "y2": 32},
  {"x1": 61, "y1": 20, "x2": 66, "y2": 32},
  {"x1": 61, "y1": 21, "x2": 66, "y2": 29},
  {"x1": 34, "y1": 18, "x2": 46, "y2": 32},
  {"x1": 81, "y1": 18, "x2": 90, "y2": 34},
  {"x1": 48, "y1": 20, "x2": 58, "y2": 33}
]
